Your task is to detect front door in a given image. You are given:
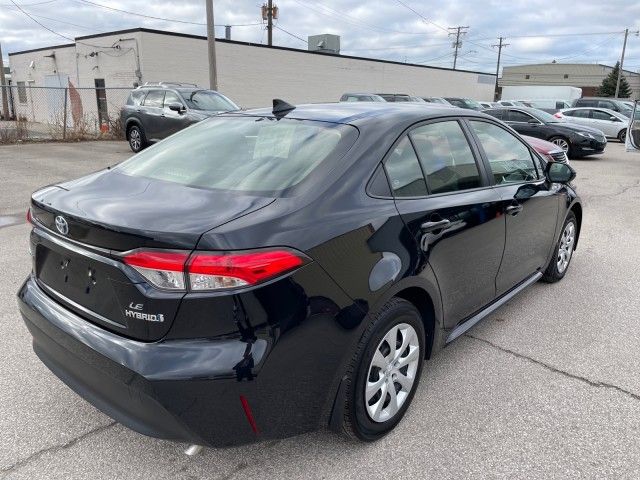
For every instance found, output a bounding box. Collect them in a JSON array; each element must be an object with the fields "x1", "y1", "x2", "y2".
[
  {"x1": 159, "y1": 90, "x2": 190, "y2": 139},
  {"x1": 467, "y1": 119, "x2": 559, "y2": 295},
  {"x1": 386, "y1": 119, "x2": 505, "y2": 326}
]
